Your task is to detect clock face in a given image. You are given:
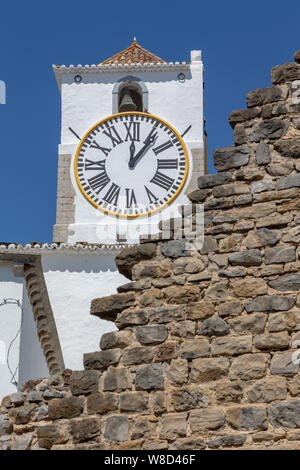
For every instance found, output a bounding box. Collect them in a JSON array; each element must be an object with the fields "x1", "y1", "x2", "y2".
[{"x1": 74, "y1": 112, "x2": 189, "y2": 218}]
